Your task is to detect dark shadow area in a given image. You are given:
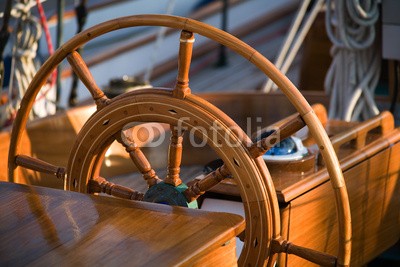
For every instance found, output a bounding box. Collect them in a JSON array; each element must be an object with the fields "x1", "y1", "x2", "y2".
[{"x1": 368, "y1": 240, "x2": 400, "y2": 266}]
